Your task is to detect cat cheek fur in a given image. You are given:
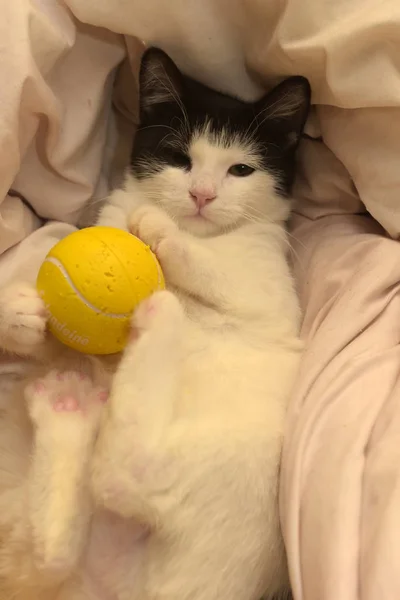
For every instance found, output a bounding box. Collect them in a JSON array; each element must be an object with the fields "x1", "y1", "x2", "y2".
[
  {"x1": 134, "y1": 142, "x2": 291, "y2": 237},
  {"x1": 136, "y1": 166, "x2": 290, "y2": 237}
]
